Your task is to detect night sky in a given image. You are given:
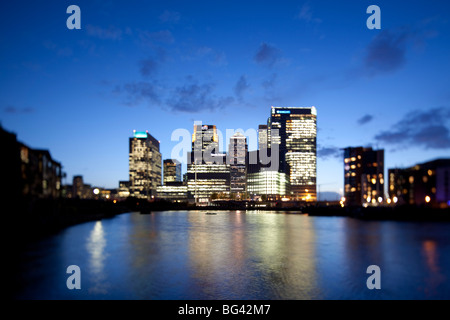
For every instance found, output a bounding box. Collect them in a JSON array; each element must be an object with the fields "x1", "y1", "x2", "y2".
[{"x1": 1, "y1": 0, "x2": 449, "y2": 197}]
